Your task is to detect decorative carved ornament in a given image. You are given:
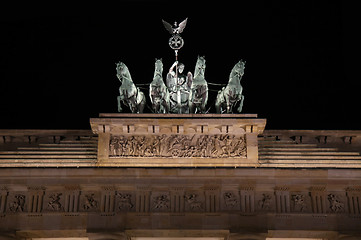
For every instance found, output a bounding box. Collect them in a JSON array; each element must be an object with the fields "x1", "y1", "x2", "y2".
[
  {"x1": 9, "y1": 194, "x2": 25, "y2": 213},
  {"x1": 328, "y1": 194, "x2": 345, "y2": 213},
  {"x1": 291, "y1": 194, "x2": 307, "y2": 212},
  {"x1": 109, "y1": 134, "x2": 246, "y2": 158},
  {"x1": 0, "y1": 188, "x2": 354, "y2": 215},
  {"x1": 47, "y1": 193, "x2": 63, "y2": 211}
]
